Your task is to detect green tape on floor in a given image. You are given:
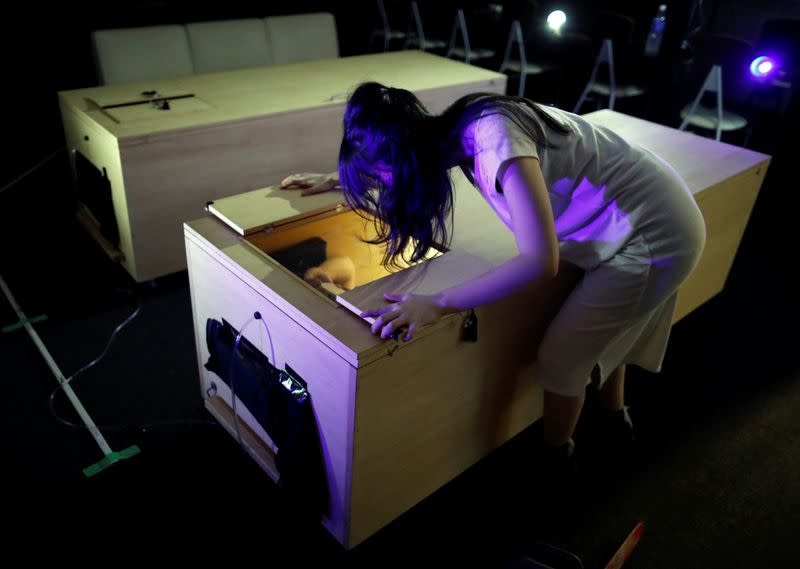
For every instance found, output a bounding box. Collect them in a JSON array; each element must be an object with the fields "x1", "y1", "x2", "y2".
[
  {"x1": 2, "y1": 314, "x2": 48, "y2": 333},
  {"x1": 83, "y1": 445, "x2": 141, "y2": 477}
]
